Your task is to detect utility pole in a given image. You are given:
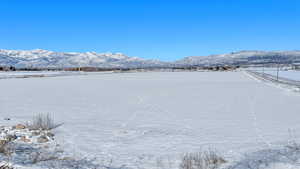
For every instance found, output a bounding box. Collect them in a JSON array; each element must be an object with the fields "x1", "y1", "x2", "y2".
[
  {"x1": 276, "y1": 65, "x2": 279, "y2": 81},
  {"x1": 276, "y1": 55, "x2": 280, "y2": 81},
  {"x1": 262, "y1": 64, "x2": 265, "y2": 77}
]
